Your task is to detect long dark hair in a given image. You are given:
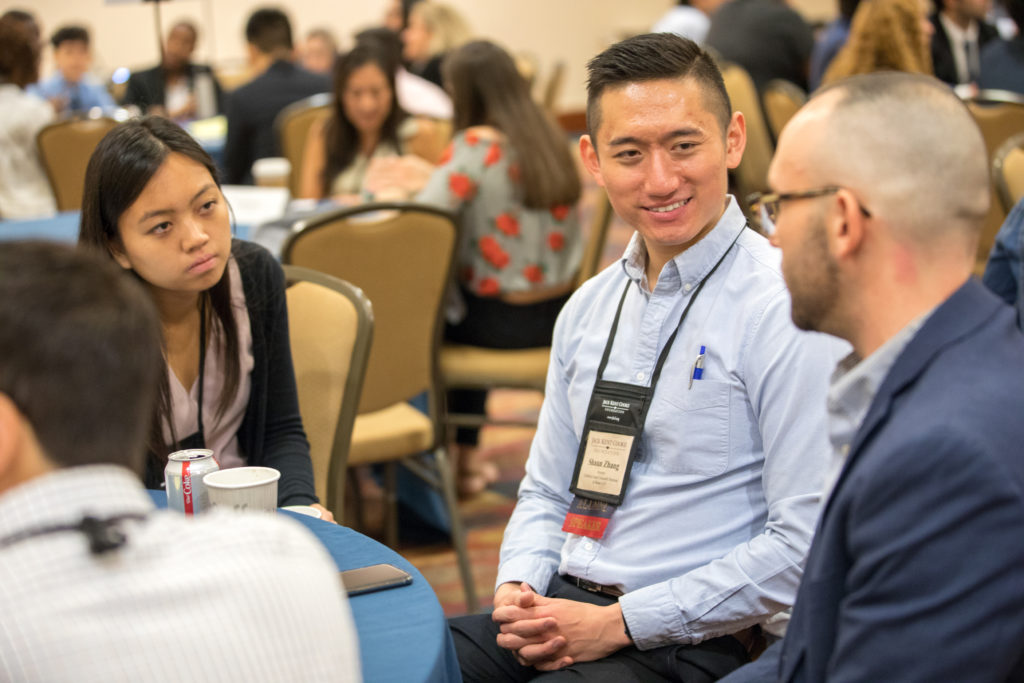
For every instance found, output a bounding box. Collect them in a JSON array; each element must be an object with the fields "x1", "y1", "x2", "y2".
[
  {"x1": 78, "y1": 116, "x2": 240, "y2": 471},
  {"x1": 445, "y1": 40, "x2": 580, "y2": 208},
  {"x1": 321, "y1": 44, "x2": 406, "y2": 196}
]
